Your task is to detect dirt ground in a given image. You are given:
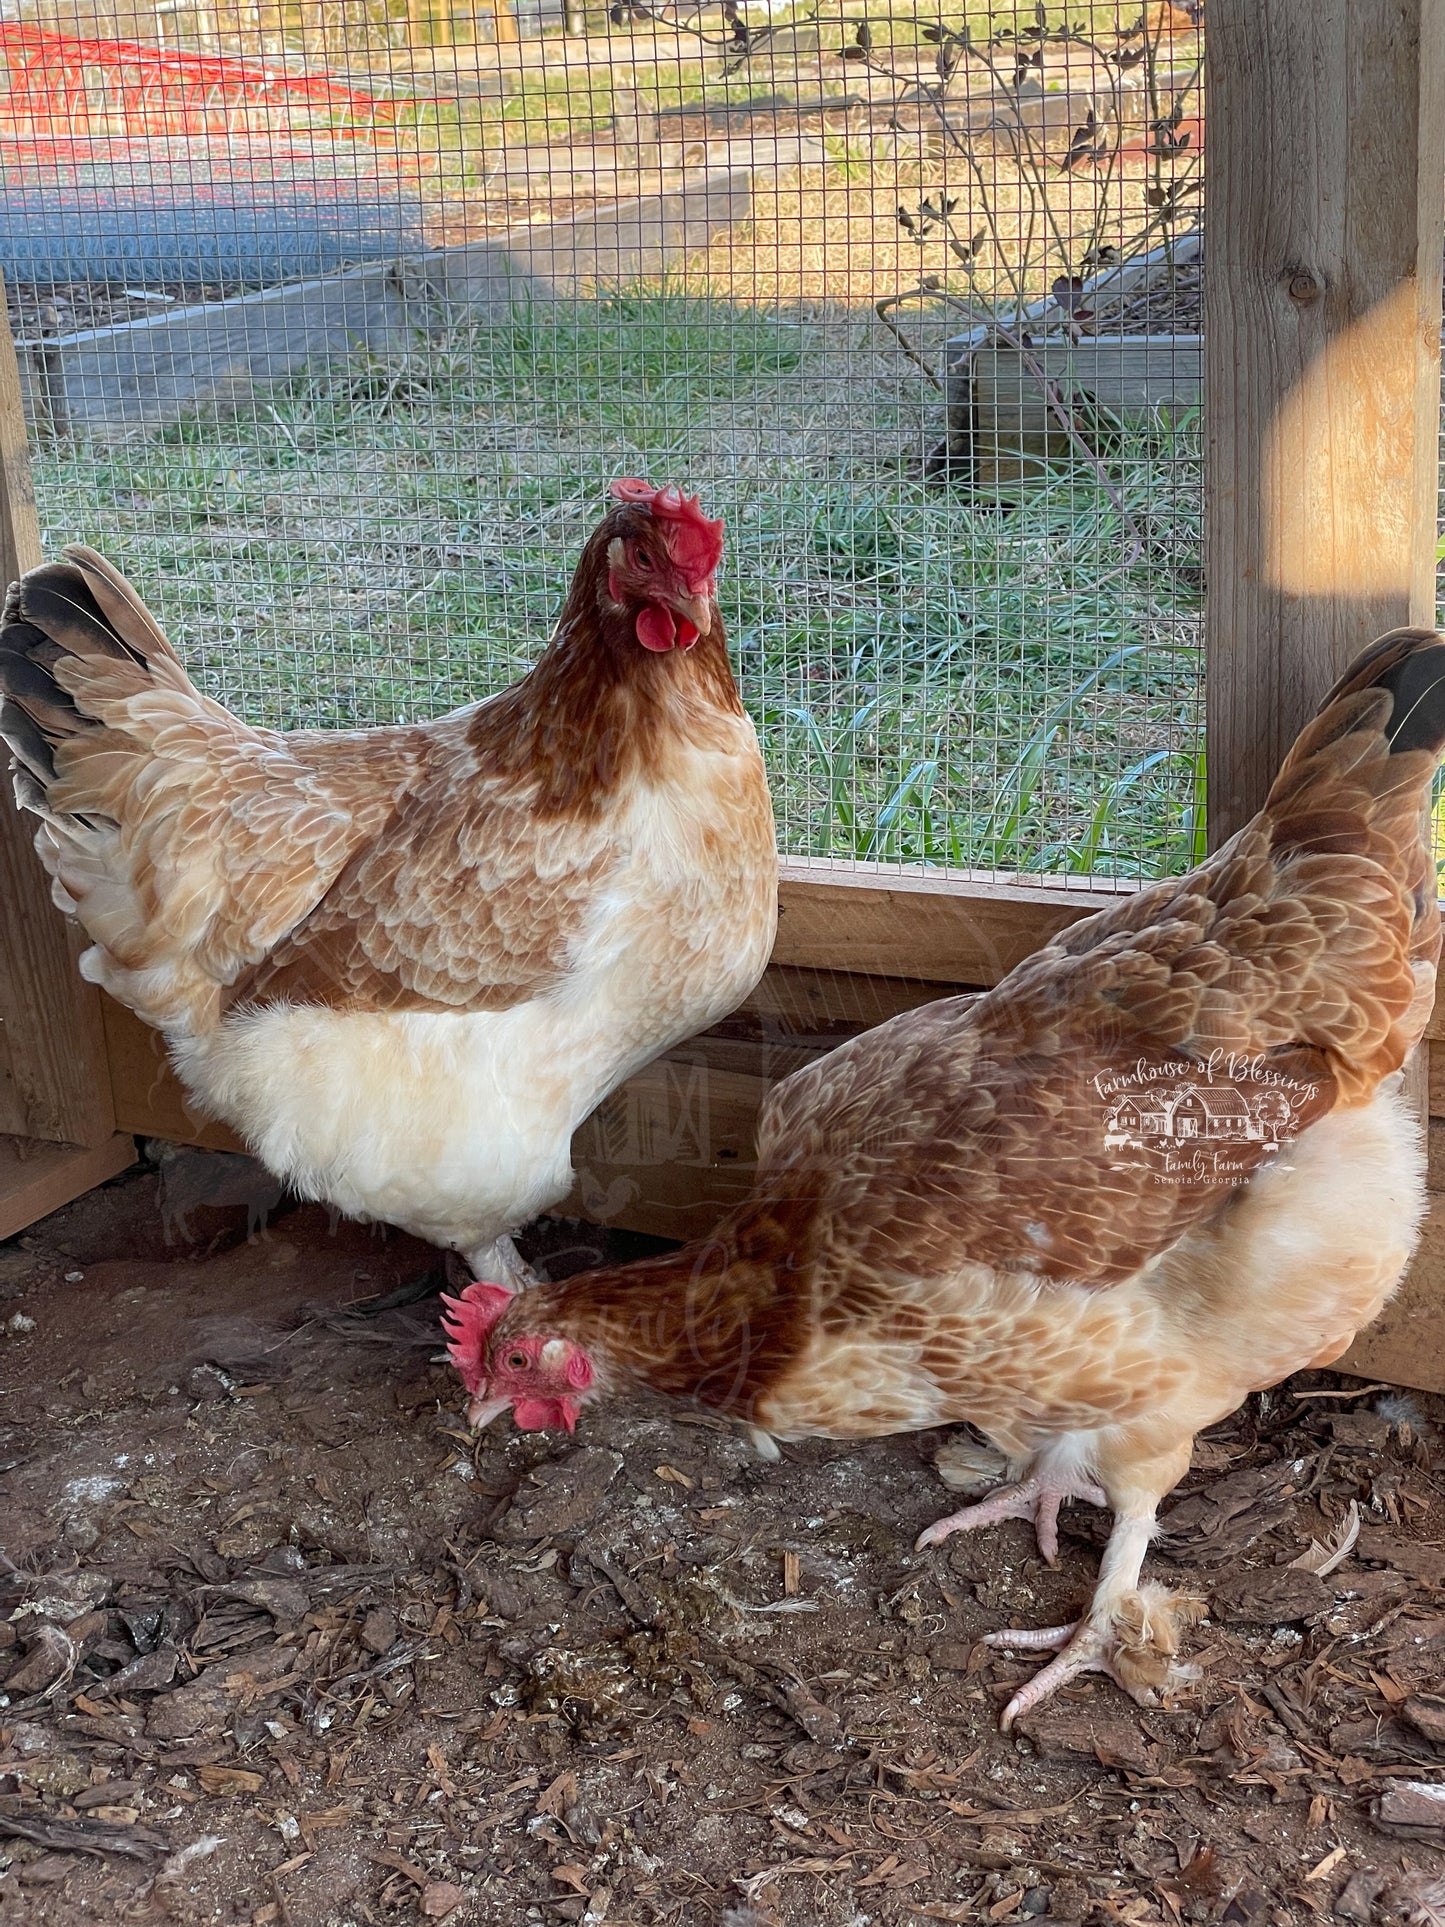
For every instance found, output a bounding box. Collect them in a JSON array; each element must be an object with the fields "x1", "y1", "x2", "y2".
[{"x1": 3, "y1": 1151, "x2": 1445, "y2": 1927}]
